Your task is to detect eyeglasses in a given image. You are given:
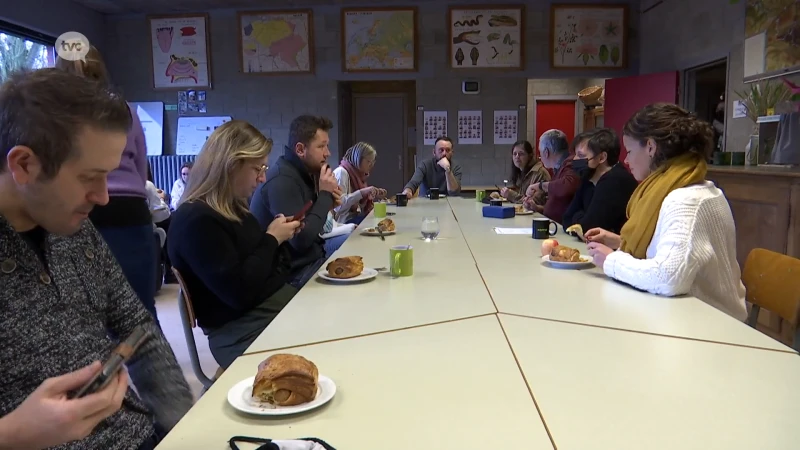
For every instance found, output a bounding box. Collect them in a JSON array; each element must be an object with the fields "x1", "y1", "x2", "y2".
[{"x1": 255, "y1": 164, "x2": 267, "y2": 176}]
